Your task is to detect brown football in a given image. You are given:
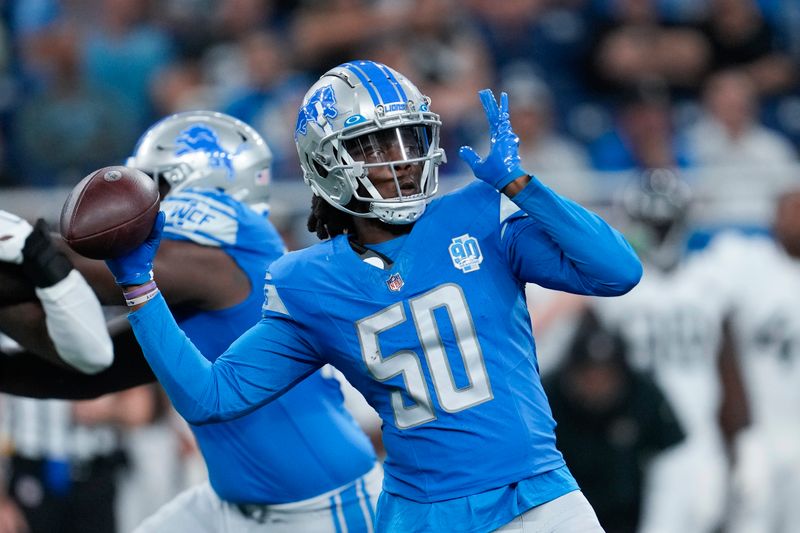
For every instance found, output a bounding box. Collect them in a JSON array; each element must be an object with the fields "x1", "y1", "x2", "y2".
[{"x1": 60, "y1": 166, "x2": 160, "y2": 260}]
